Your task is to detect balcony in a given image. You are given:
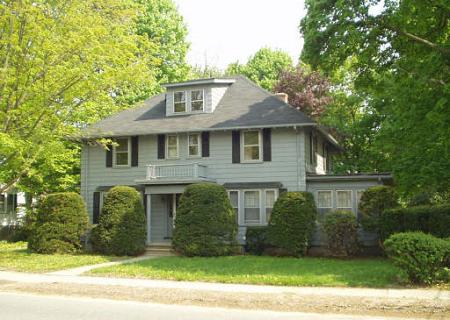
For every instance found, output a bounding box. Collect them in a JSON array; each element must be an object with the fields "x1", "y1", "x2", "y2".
[{"x1": 136, "y1": 163, "x2": 214, "y2": 185}]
